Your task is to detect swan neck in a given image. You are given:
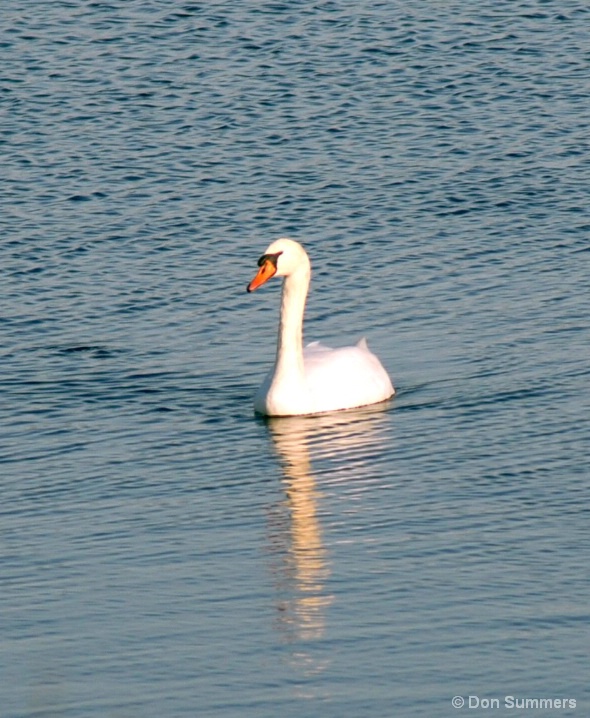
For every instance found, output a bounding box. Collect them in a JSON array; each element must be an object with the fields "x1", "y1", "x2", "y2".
[{"x1": 276, "y1": 267, "x2": 309, "y2": 374}]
